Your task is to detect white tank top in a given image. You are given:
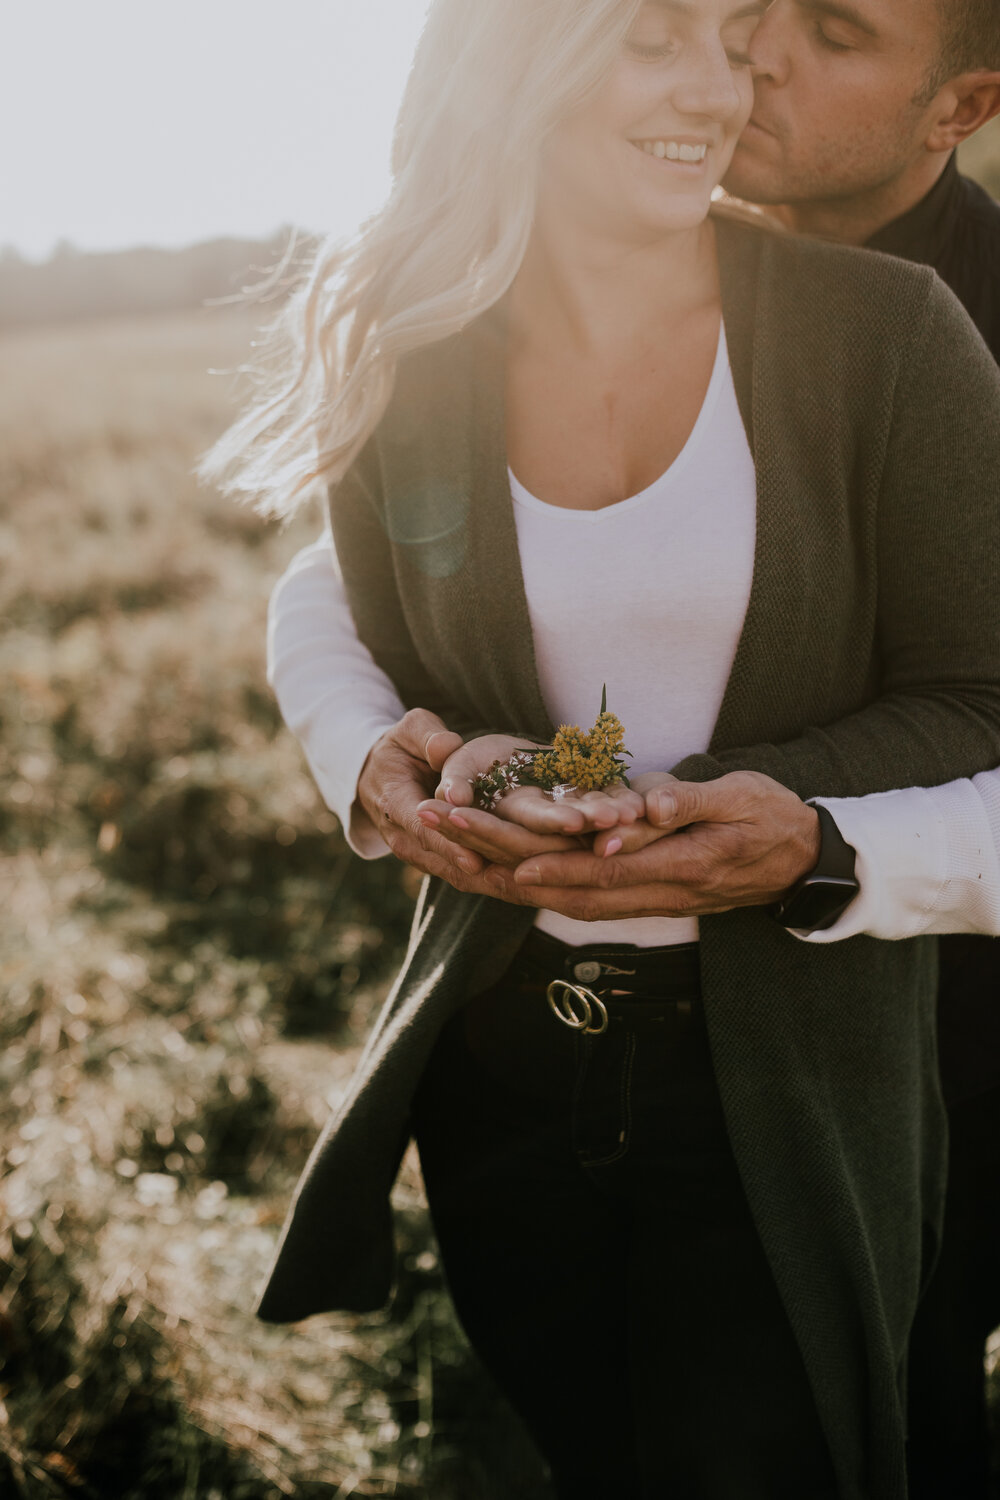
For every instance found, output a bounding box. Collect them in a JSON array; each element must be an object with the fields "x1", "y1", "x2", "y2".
[{"x1": 510, "y1": 323, "x2": 756, "y2": 947}]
